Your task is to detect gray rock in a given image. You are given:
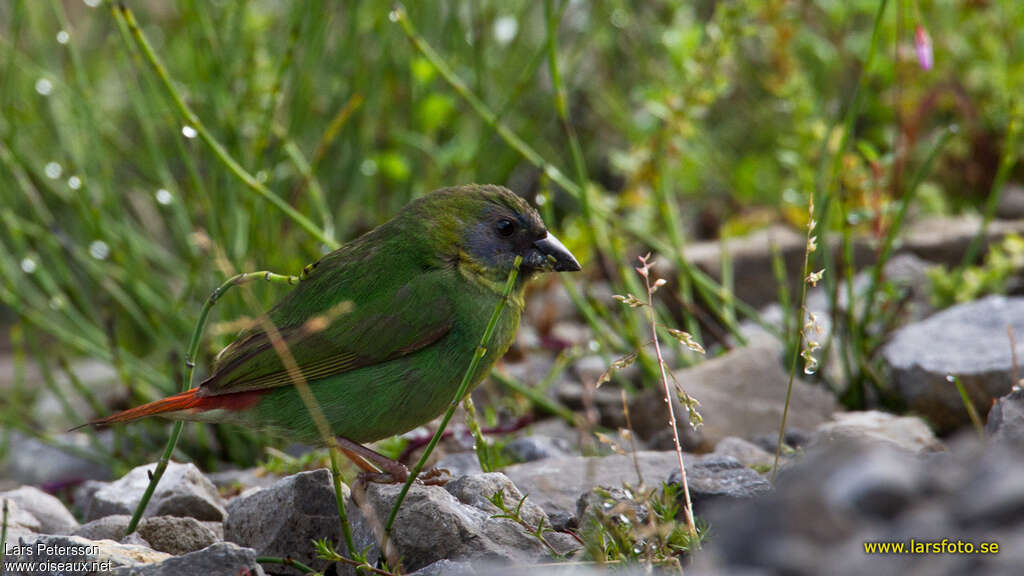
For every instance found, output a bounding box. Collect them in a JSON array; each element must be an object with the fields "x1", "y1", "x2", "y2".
[
  {"x1": 224, "y1": 468, "x2": 375, "y2": 576},
  {"x1": 81, "y1": 461, "x2": 226, "y2": 522},
  {"x1": 821, "y1": 446, "x2": 922, "y2": 520},
  {"x1": 882, "y1": 295, "x2": 1024, "y2": 432},
  {"x1": 504, "y1": 435, "x2": 573, "y2": 463},
  {"x1": 703, "y1": 436, "x2": 1024, "y2": 576},
  {"x1": 986, "y1": 388, "x2": 1024, "y2": 445},
  {"x1": 903, "y1": 215, "x2": 1024, "y2": 265},
  {"x1": 504, "y1": 451, "x2": 770, "y2": 526},
  {"x1": 136, "y1": 516, "x2": 220, "y2": 555},
  {"x1": 3, "y1": 534, "x2": 169, "y2": 574},
  {"x1": 0, "y1": 486, "x2": 79, "y2": 534},
  {"x1": 112, "y1": 542, "x2": 265, "y2": 576},
  {"x1": 352, "y1": 472, "x2": 574, "y2": 572},
  {"x1": 1, "y1": 498, "x2": 42, "y2": 534},
  {"x1": 953, "y1": 443, "x2": 1024, "y2": 527},
  {"x1": 666, "y1": 456, "x2": 772, "y2": 509},
  {"x1": 631, "y1": 345, "x2": 838, "y2": 450},
  {"x1": 812, "y1": 411, "x2": 944, "y2": 453},
  {"x1": 73, "y1": 515, "x2": 132, "y2": 541}
]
